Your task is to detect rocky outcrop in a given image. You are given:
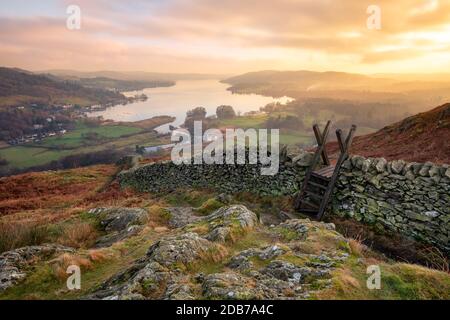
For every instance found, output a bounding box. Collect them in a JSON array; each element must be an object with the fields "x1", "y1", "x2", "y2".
[
  {"x1": 166, "y1": 207, "x2": 202, "y2": 228},
  {"x1": 88, "y1": 207, "x2": 148, "y2": 247},
  {"x1": 86, "y1": 204, "x2": 351, "y2": 300},
  {"x1": 0, "y1": 245, "x2": 74, "y2": 292},
  {"x1": 87, "y1": 205, "x2": 258, "y2": 300},
  {"x1": 205, "y1": 205, "x2": 259, "y2": 242}
]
